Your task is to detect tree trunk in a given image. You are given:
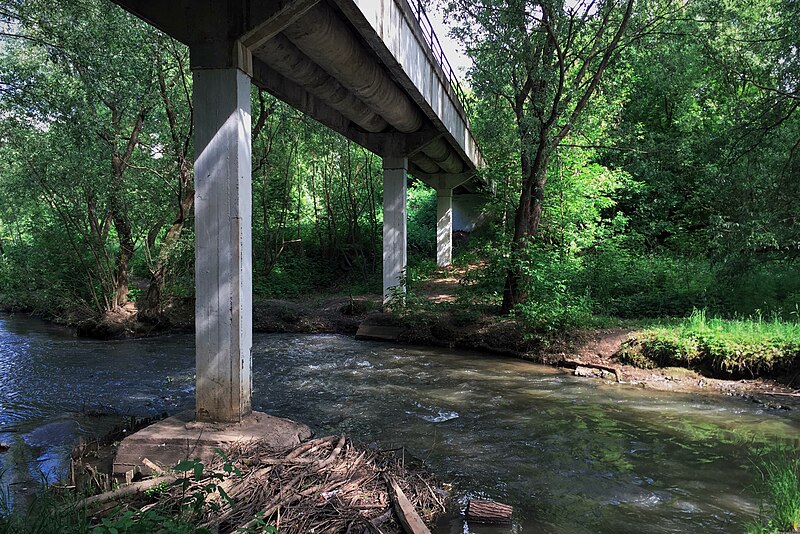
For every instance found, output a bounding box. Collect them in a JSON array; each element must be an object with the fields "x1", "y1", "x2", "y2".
[
  {"x1": 109, "y1": 154, "x2": 134, "y2": 310},
  {"x1": 104, "y1": 106, "x2": 147, "y2": 312},
  {"x1": 501, "y1": 146, "x2": 549, "y2": 314},
  {"x1": 145, "y1": 180, "x2": 194, "y2": 314}
]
